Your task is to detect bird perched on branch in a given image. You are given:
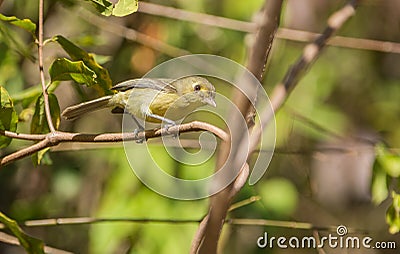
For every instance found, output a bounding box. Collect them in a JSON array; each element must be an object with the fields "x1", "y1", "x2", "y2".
[{"x1": 62, "y1": 76, "x2": 216, "y2": 139}]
